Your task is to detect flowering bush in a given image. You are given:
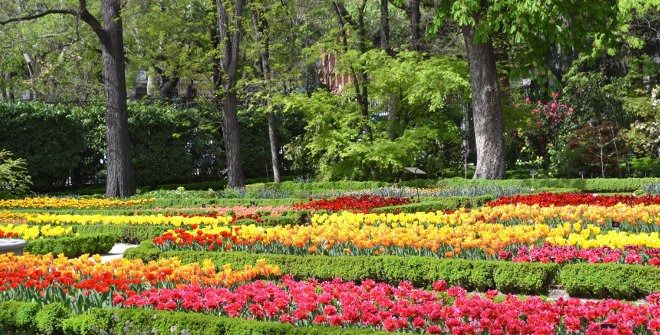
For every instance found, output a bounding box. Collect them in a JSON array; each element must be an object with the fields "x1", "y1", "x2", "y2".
[
  {"x1": 488, "y1": 193, "x2": 660, "y2": 207},
  {"x1": 0, "y1": 253, "x2": 279, "y2": 313},
  {"x1": 294, "y1": 195, "x2": 410, "y2": 212},
  {"x1": 118, "y1": 275, "x2": 660, "y2": 334}
]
